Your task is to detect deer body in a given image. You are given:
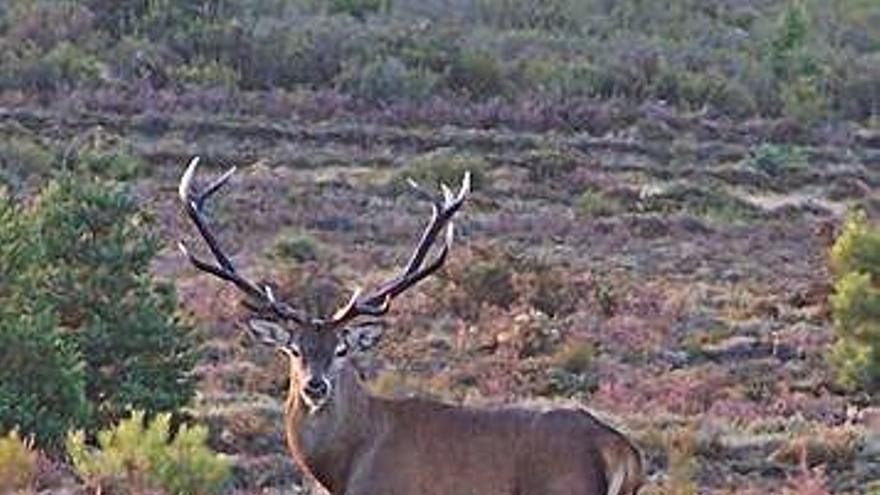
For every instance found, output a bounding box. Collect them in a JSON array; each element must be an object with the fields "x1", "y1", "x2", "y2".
[
  {"x1": 177, "y1": 158, "x2": 643, "y2": 495},
  {"x1": 285, "y1": 363, "x2": 642, "y2": 495}
]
